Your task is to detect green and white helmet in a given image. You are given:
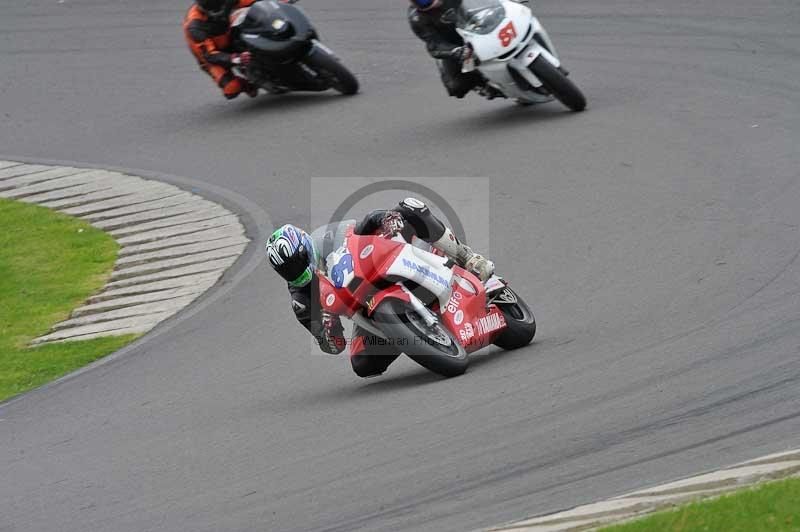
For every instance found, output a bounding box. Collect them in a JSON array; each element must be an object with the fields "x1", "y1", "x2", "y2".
[{"x1": 265, "y1": 224, "x2": 316, "y2": 287}]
